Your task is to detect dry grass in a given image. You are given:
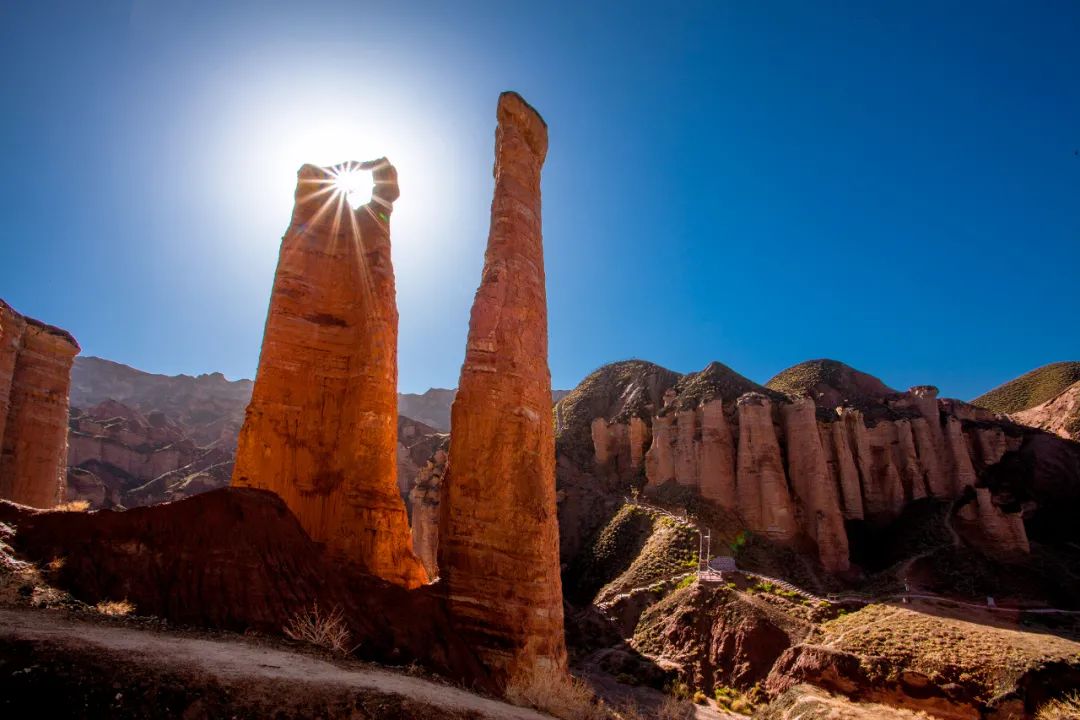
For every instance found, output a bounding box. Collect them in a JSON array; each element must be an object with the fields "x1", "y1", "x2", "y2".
[
  {"x1": 655, "y1": 695, "x2": 696, "y2": 720},
  {"x1": 95, "y1": 599, "x2": 135, "y2": 616},
  {"x1": 504, "y1": 666, "x2": 608, "y2": 720},
  {"x1": 53, "y1": 500, "x2": 90, "y2": 512},
  {"x1": 283, "y1": 603, "x2": 355, "y2": 655},
  {"x1": 1037, "y1": 693, "x2": 1080, "y2": 720},
  {"x1": 822, "y1": 604, "x2": 1080, "y2": 699},
  {"x1": 973, "y1": 361, "x2": 1080, "y2": 414}
]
